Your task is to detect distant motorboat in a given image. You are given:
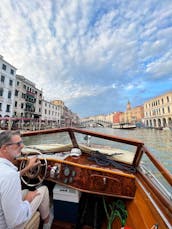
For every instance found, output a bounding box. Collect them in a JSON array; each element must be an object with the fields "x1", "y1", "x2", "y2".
[{"x1": 112, "y1": 123, "x2": 136, "y2": 129}]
